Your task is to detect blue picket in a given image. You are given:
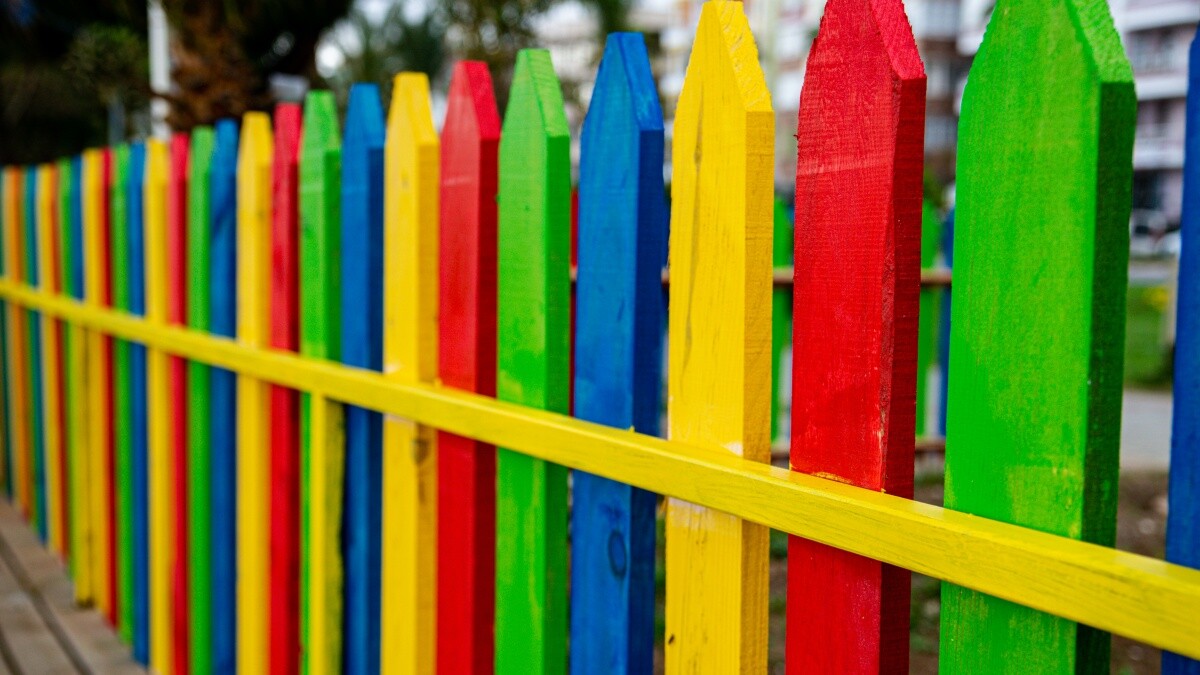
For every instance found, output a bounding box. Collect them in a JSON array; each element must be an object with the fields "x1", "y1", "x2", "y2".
[
  {"x1": 24, "y1": 167, "x2": 46, "y2": 540},
  {"x1": 126, "y1": 142, "x2": 150, "y2": 665},
  {"x1": 569, "y1": 33, "x2": 665, "y2": 675},
  {"x1": 209, "y1": 119, "x2": 239, "y2": 673},
  {"x1": 341, "y1": 82, "x2": 385, "y2": 675}
]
